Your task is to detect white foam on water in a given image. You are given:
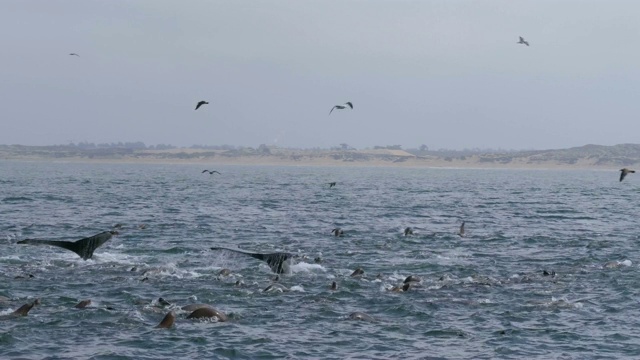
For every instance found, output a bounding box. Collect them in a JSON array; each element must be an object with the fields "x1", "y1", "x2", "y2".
[{"x1": 291, "y1": 262, "x2": 325, "y2": 273}]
